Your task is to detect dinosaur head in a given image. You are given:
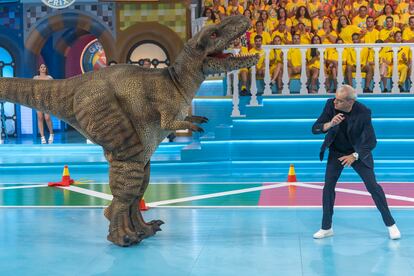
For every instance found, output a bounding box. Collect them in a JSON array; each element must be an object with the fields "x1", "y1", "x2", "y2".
[{"x1": 188, "y1": 15, "x2": 259, "y2": 75}]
